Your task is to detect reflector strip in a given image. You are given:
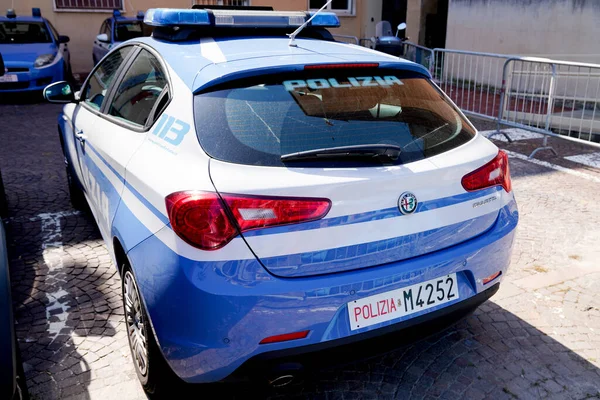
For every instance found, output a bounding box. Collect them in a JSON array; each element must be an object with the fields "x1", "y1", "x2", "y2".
[
  {"x1": 238, "y1": 209, "x2": 277, "y2": 221},
  {"x1": 259, "y1": 330, "x2": 310, "y2": 344},
  {"x1": 483, "y1": 271, "x2": 502, "y2": 285}
]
